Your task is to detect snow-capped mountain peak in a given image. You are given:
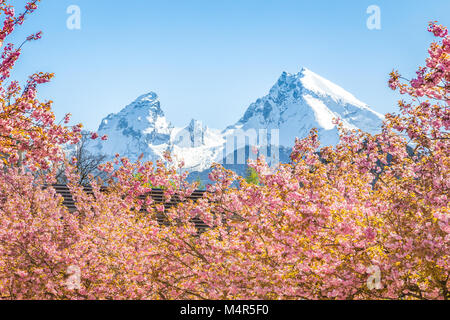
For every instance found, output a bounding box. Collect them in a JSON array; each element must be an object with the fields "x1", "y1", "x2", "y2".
[
  {"x1": 92, "y1": 91, "x2": 172, "y2": 159},
  {"x1": 122, "y1": 92, "x2": 166, "y2": 123},
  {"x1": 91, "y1": 67, "x2": 385, "y2": 177},
  {"x1": 134, "y1": 91, "x2": 159, "y2": 103},
  {"x1": 297, "y1": 68, "x2": 367, "y2": 107},
  {"x1": 227, "y1": 67, "x2": 384, "y2": 147},
  {"x1": 99, "y1": 91, "x2": 169, "y2": 132}
]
